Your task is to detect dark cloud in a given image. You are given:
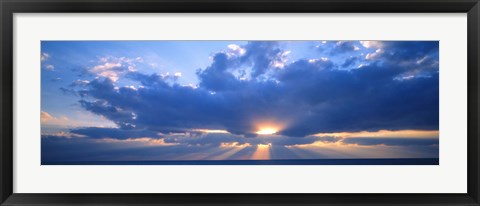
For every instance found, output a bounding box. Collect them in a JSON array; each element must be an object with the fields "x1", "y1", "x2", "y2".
[
  {"x1": 342, "y1": 137, "x2": 439, "y2": 146},
  {"x1": 196, "y1": 42, "x2": 285, "y2": 91},
  {"x1": 161, "y1": 133, "x2": 334, "y2": 147},
  {"x1": 364, "y1": 41, "x2": 439, "y2": 79},
  {"x1": 241, "y1": 41, "x2": 284, "y2": 77},
  {"x1": 278, "y1": 62, "x2": 439, "y2": 136},
  {"x1": 377, "y1": 41, "x2": 439, "y2": 64},
  {"x1": 331, "y1": 41, "x2": 359, "y2": 53},
  {"x1": 317, "y1": 41, "x2": 360, "y2": 55},
  {"x1": 341, "y1": 56, "x2": 358, "y2": 68},
  {"x1": 197, "y1": 53, "x2": 244, "y2": 91},
  {"x1": 59, "y1": 87, "x2": 77, "y2": 96},
  {"x1": 68, "y1": 41, "x2": 438, "y2": 139},
  {"x1": 70, "y1": 127, "x2": 158, "y2": 140}
]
